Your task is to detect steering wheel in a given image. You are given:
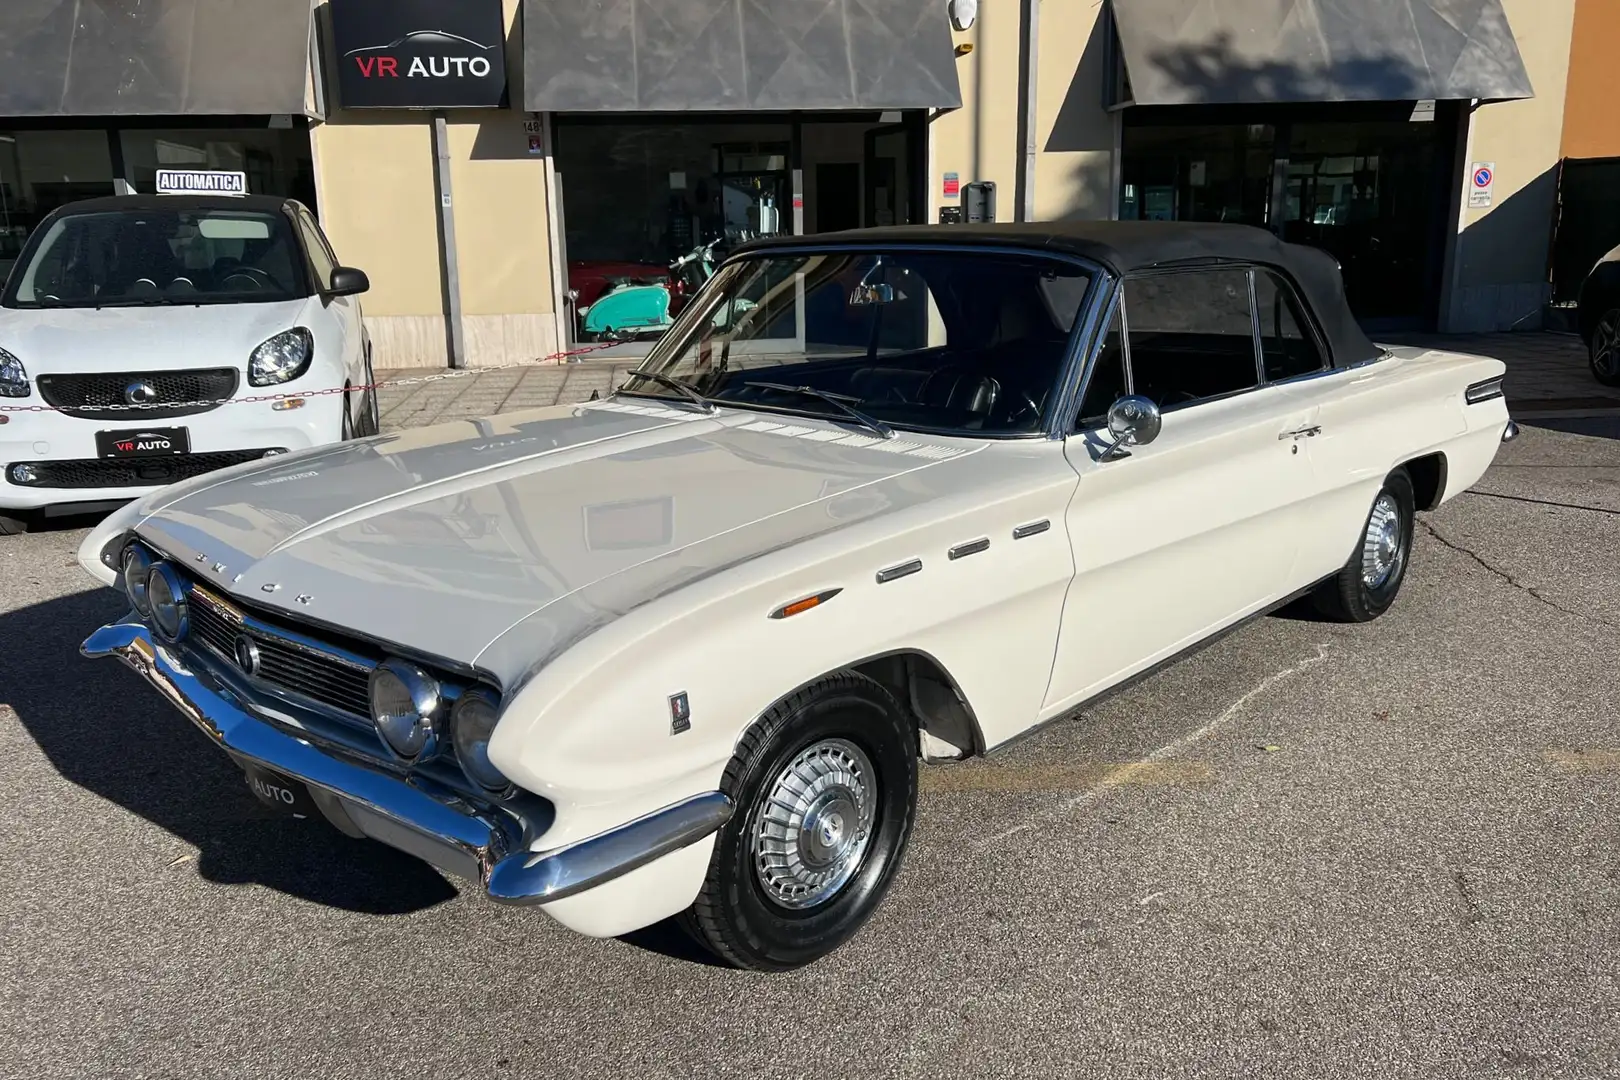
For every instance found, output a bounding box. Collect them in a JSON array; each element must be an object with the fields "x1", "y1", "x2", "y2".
[
  {"x1": 1001, "y1": 389, "x2": 1045, "y2": 428},
  {"x1": 221, "y1": 266, "x2": 277, "y2": 291}
]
